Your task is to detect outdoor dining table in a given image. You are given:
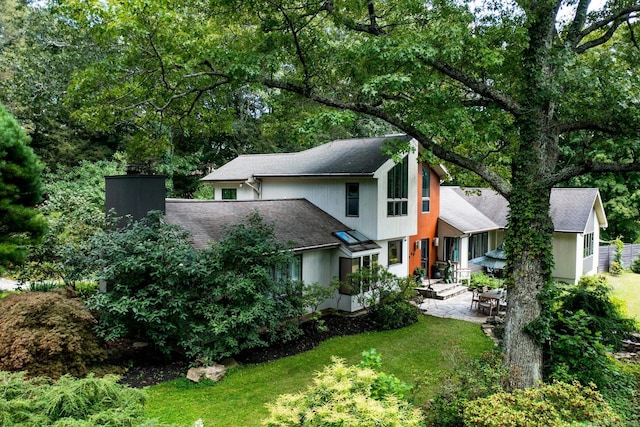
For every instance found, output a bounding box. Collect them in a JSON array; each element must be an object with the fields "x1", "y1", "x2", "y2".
[{"x1": 478, "y1": 288, "x2": 505, "y2": 316}]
